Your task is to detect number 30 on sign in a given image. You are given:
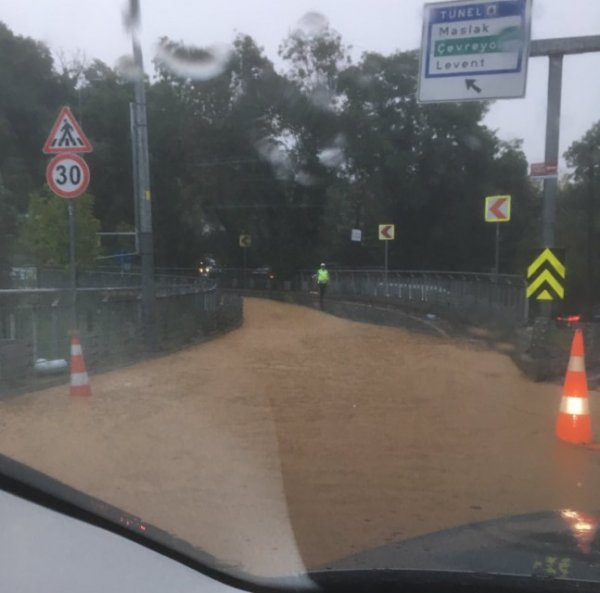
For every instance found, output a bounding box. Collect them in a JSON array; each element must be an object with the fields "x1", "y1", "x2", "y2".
[{"x1": 46, "y1": 153, "x2": 90, "y2": 199}]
